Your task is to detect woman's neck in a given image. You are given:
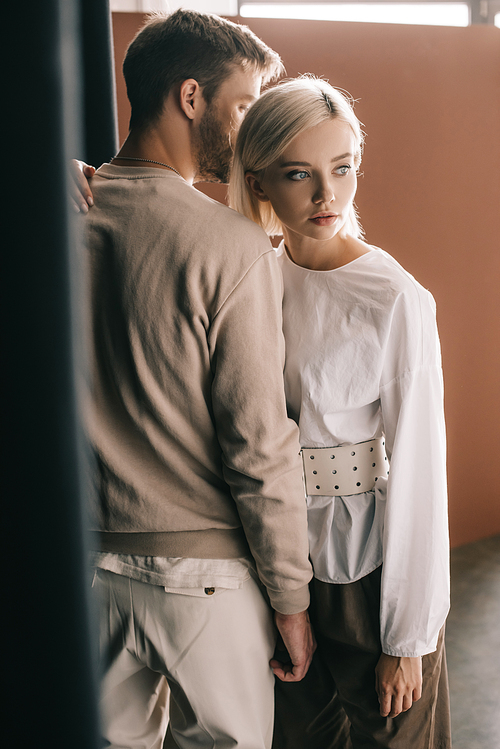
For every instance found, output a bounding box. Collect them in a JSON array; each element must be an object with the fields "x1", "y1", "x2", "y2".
[{"x1": 283, "y1": 229, "x2": 370, "y2": 271}]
